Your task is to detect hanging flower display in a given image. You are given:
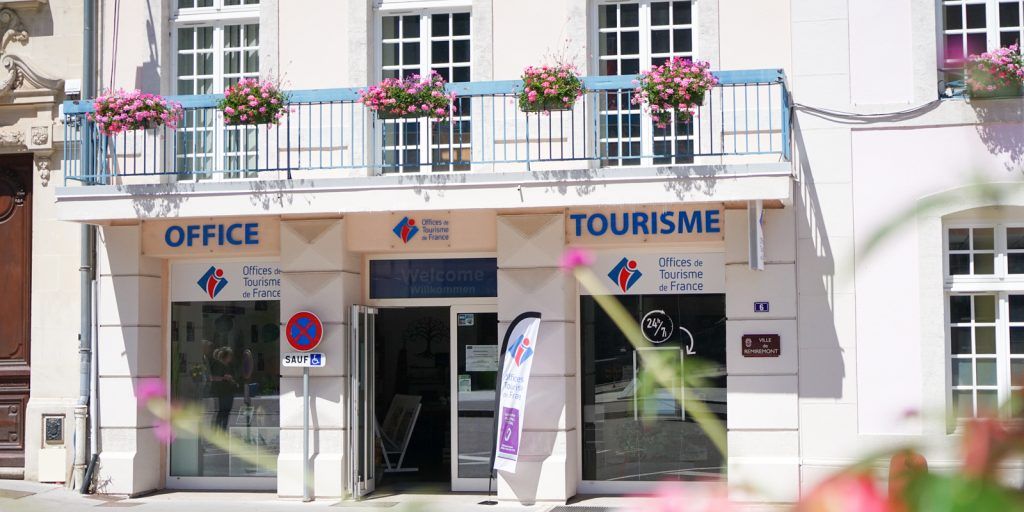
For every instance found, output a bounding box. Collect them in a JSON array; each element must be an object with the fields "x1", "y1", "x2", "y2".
[
  {"x1": 519, "y1": 63, "x2": 584, "y2": 112},
  {"x1": 88, "y1": 89, "x2": 183, "y2": 136},
  {"x1": 359, "y1": 71, "x2": 456, "y2": 120},
  {"x1": 218, "y1": 78, "x2": 289, "y2": 125},
  {"x1": 966, "y1": 44, "x2": 1024, "y2": 98},
  {"x1": 632, "y1": 57, "x2": 718, "y2": 129}
]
